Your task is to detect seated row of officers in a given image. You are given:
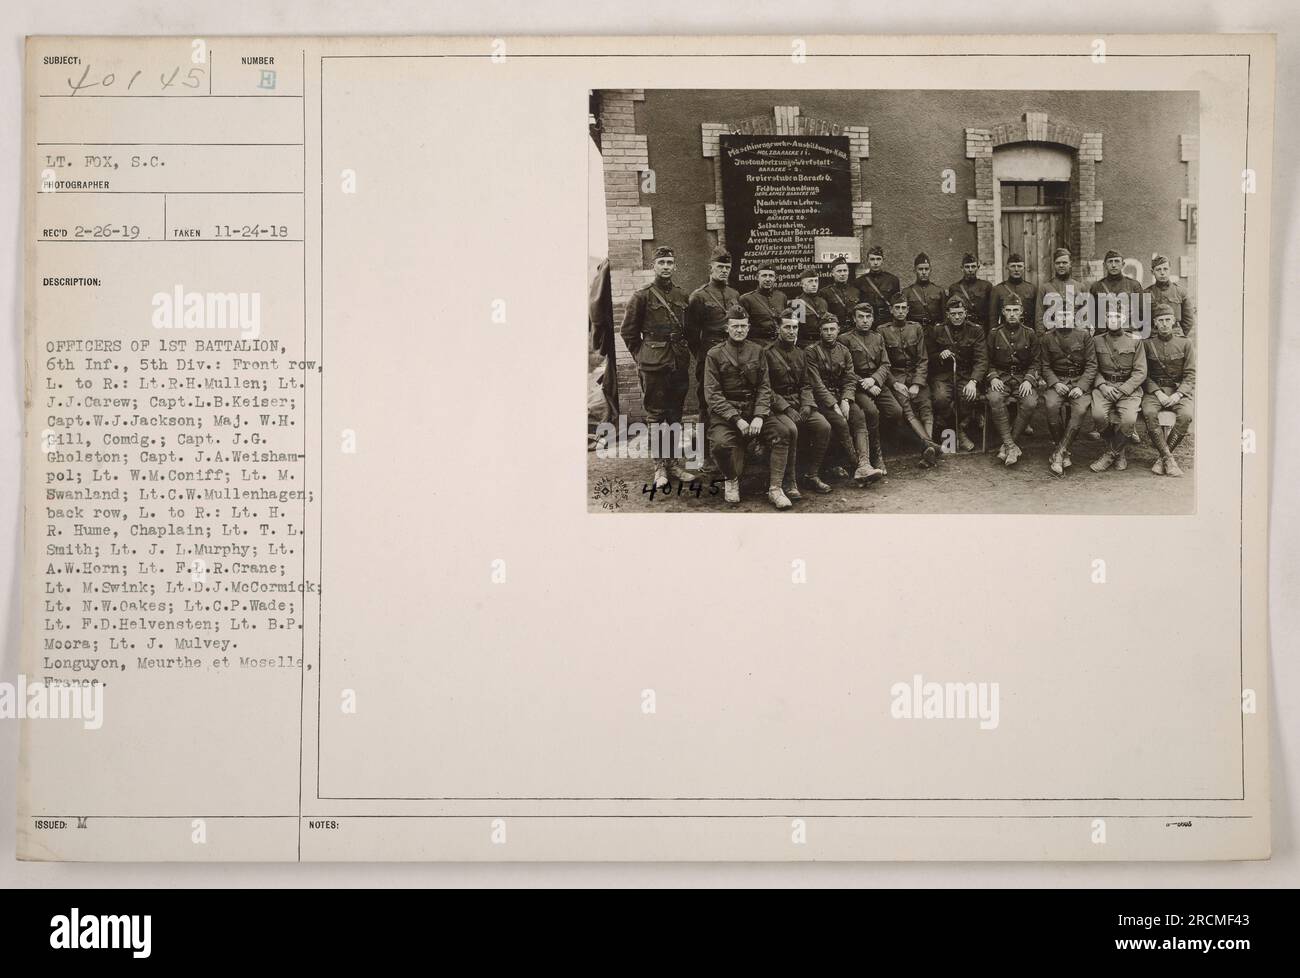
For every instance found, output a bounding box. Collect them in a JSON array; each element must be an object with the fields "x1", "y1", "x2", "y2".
[{"x1": 619, "y1": 245, "x2": 1195, "y2": 509}]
